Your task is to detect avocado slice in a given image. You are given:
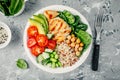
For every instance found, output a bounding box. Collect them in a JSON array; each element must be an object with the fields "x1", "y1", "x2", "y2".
[
  {"x1": 29, "y1": 18, "x2": 46, "y2": 35},
  {"x1": 33, "y1": 15, "x2": 47, "y2": 34},
  {"x1": 38, "y1": 14, "x2": 48, "y2": 33}
]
